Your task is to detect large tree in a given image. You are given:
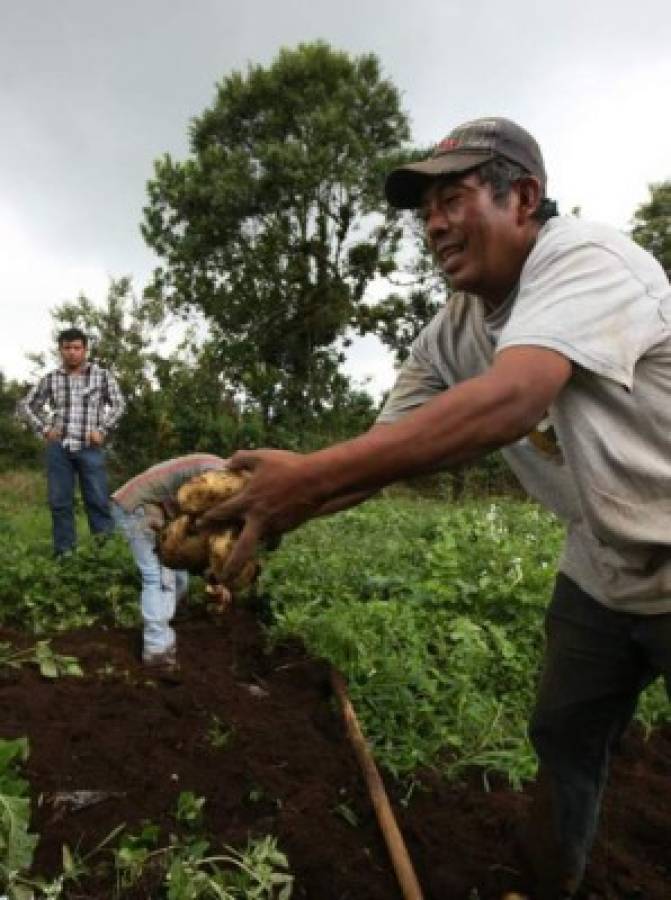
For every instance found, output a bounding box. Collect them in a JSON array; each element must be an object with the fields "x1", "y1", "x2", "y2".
[
  {"x1": 631, "y1": 180, "x2": 671, "y2": 278},
  {"x1": 142, "y1": 42, "x2": 412, "y2": 426}
]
